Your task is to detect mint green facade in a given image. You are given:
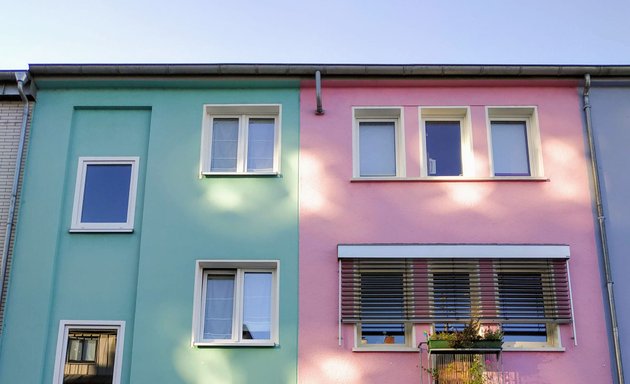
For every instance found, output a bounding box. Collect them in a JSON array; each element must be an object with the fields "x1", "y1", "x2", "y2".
[{"x1": 0, "y1": 80, "x2": 300, "y2": 383}]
